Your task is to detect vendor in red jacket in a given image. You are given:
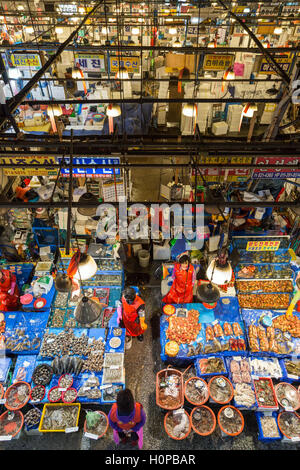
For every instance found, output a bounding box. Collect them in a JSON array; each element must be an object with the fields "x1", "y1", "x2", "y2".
[
  {"x1": 0, "y1": 269, "x2": 20, "y2": 311},
  {"x1": 162, "y1": 252, "x2": 195, "y2": 304},
  {"x1": 121, "y1": 287, "x2": 147, "y2": 342}
]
